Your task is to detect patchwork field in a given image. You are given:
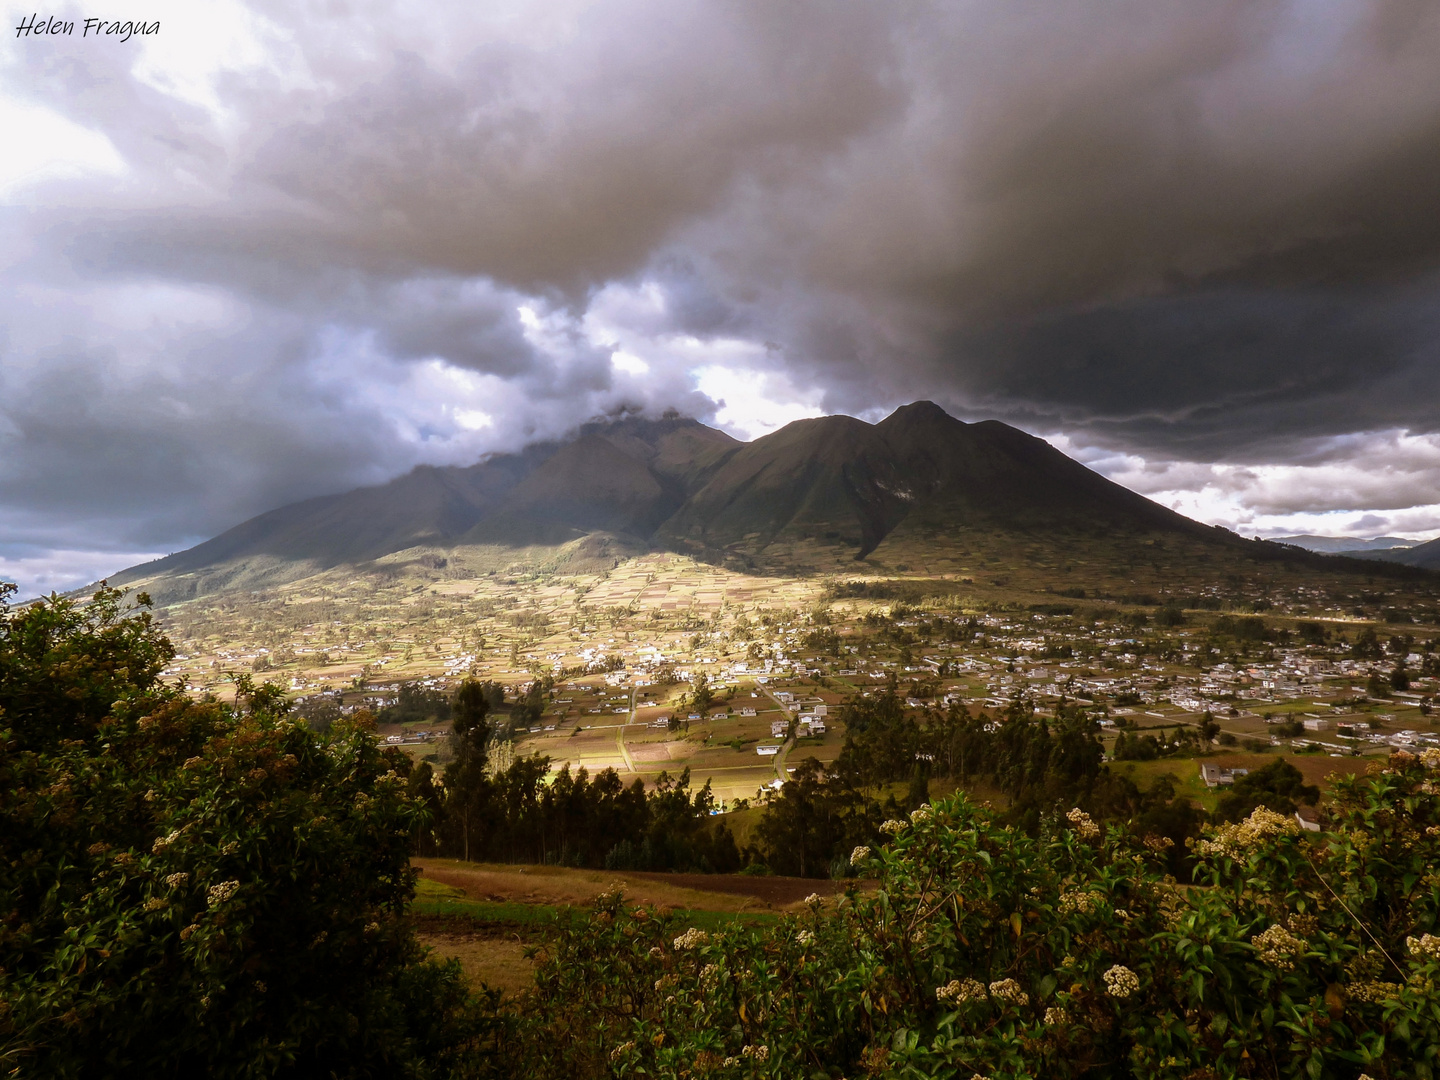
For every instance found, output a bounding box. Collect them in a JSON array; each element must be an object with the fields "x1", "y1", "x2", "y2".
[{"x1": 409, "y1": 859, "x2": 843, "y2": 996}]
